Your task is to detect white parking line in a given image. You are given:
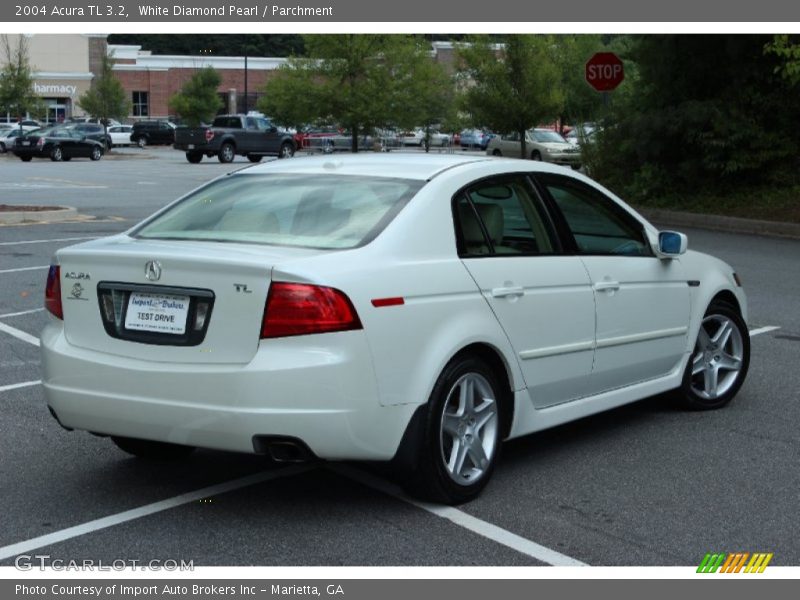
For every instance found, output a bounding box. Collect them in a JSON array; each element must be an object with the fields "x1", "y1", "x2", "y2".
[
  {"x1": 0, "y1": 265, "x2": 48, "y2": 274},
  {"x1": 0, "y1": 380, "x2": 41, "y2": 394},
  {"x1": 330, "y1": 465, "x2": 588, "y2": 566},
  {"x1": 0, "y1": 465, "x2": 311, "y2": 562},
  {"x1": 0, "y1": 321, "x2": 40, "y2": 347},
  {"x1": 0, "y1": 308, "x2": 44, "y2": 319},
  {"x1": 0, "y1": 236, "x2": 98, "y2": 246},
  {"x1": 749, "y1": 326, "x2": 780, "y2": 337}
]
